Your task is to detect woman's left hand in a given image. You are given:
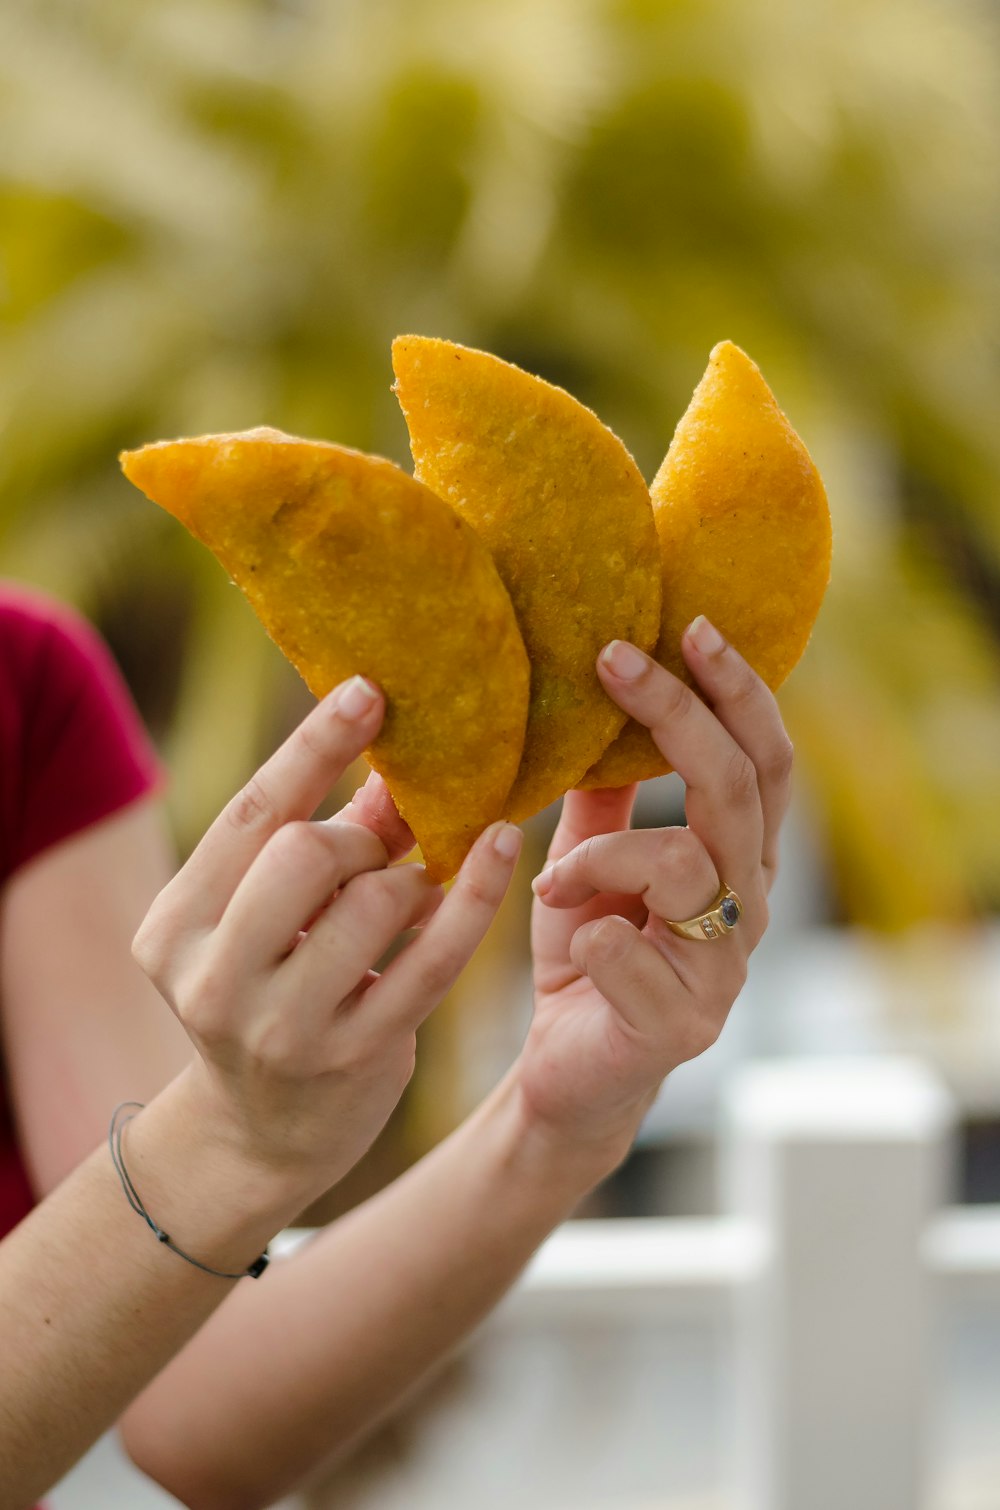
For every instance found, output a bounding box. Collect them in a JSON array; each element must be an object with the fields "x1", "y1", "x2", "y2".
[{"x1": 517, "y1": 617, "x2": 794, "y2": 1174}]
